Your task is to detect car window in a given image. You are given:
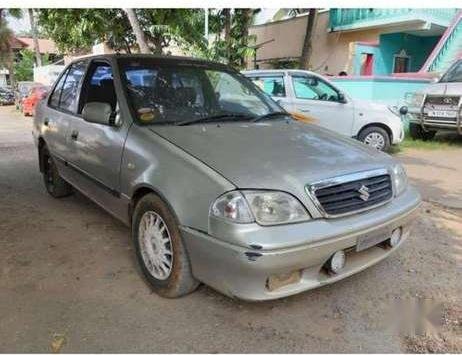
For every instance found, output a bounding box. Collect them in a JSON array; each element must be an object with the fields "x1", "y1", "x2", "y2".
[
  {"x1": 79, "y1": 62, "x2": 117, "y2": 113},
  {"x1": 119, "y1": 58, "x2": 281, "y2": 125},
  {"x1": 292, "y1": 76, "x2": 340, "y2": 102},
  {"x1": 249, "y1": 76, "x2": 286, "y2": 97},
  {"x1": 440, "y1": 60, "x2": 462, "y2": 83},
  {"x1": 209, "y1": 71, "x2": 268, "y2": 115},
  {"x1": 49, "y1": 68, "x2": 69, "y2": 108},
  {"x1": 59, "y1": 61, "x2": 87, "y2": 112}
]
